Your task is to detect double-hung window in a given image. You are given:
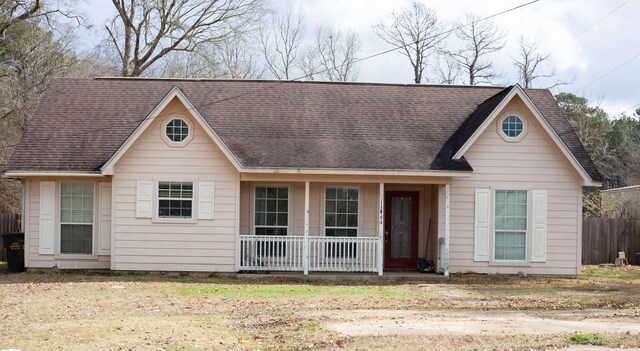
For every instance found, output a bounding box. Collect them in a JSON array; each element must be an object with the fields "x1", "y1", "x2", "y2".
[
  {"x1": 158, "y1": 182, "x2": 193, "y2": 219},
  {"x1": 60, "y1": 182, "x2": 94, "y2": 255},
  {"x1": 494, "y1": 190, "x2": 527, "y2": 261},
  {"x1": 325, "y1": 186, "x2": 358, "y2": 258},
  {"x1": 254, "y1": 186, "x2": 288, "y2": 257}
]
